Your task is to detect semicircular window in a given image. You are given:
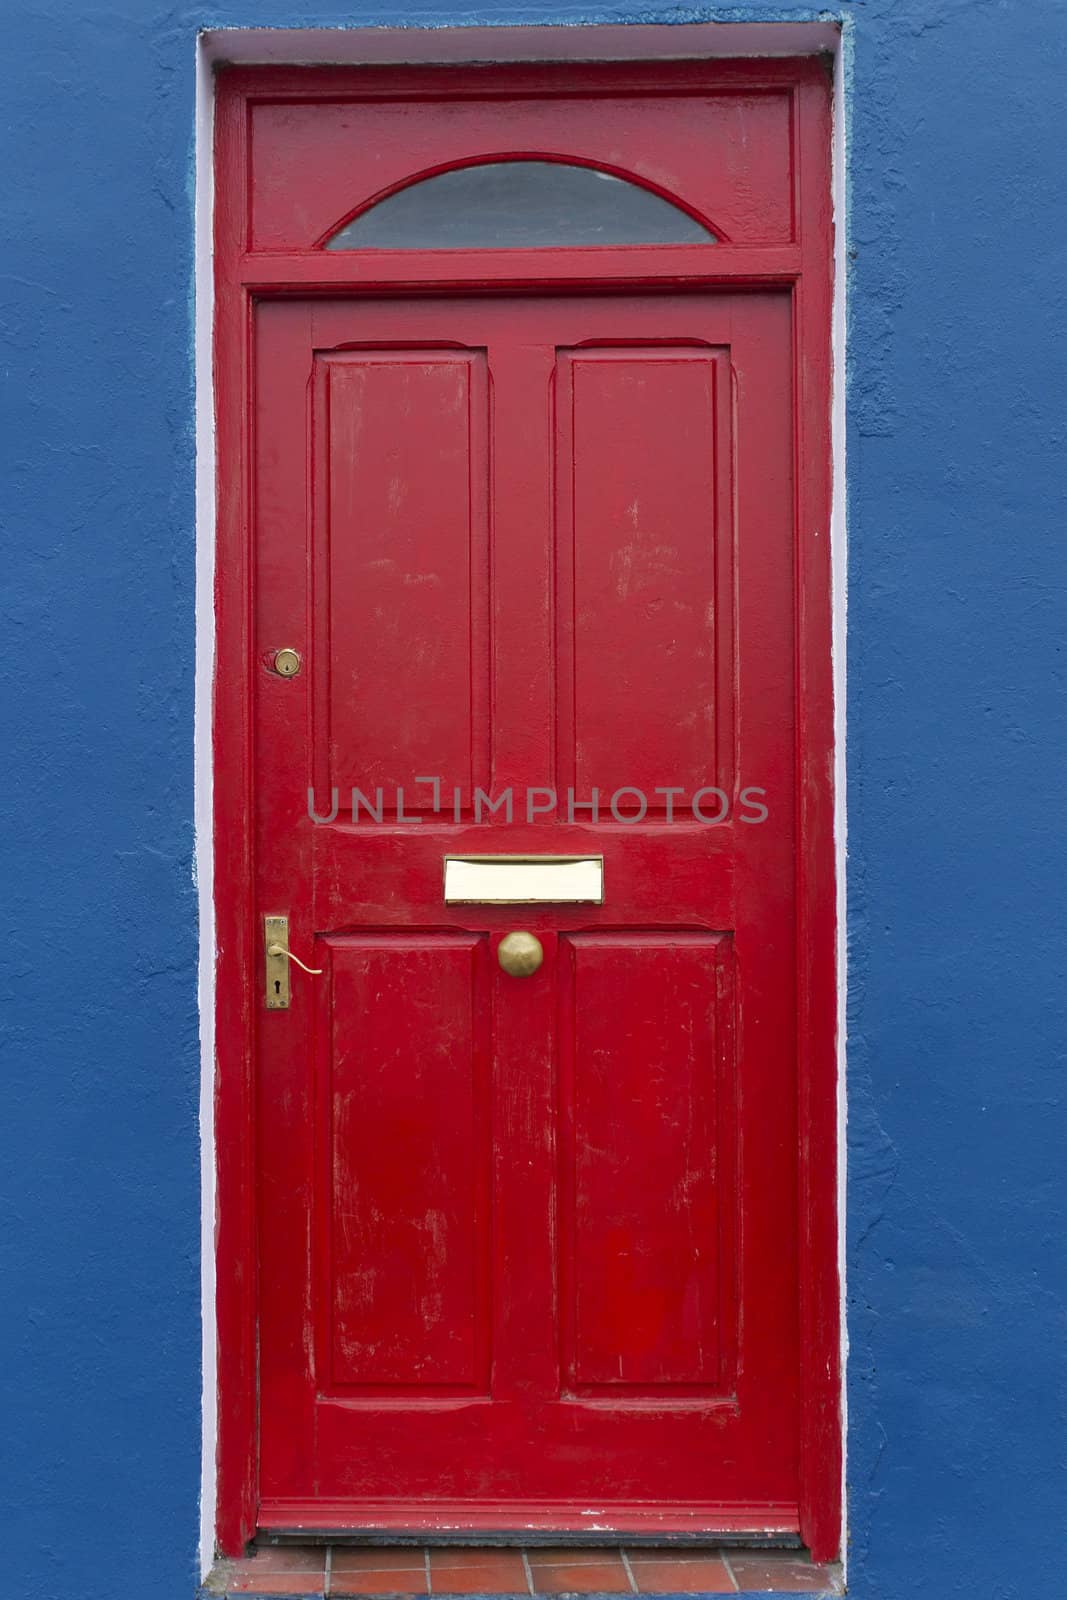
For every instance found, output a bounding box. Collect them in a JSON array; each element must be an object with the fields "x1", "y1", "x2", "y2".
[{"x1": 325, "y1": 160, "x2": 717, "y2": 249}]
